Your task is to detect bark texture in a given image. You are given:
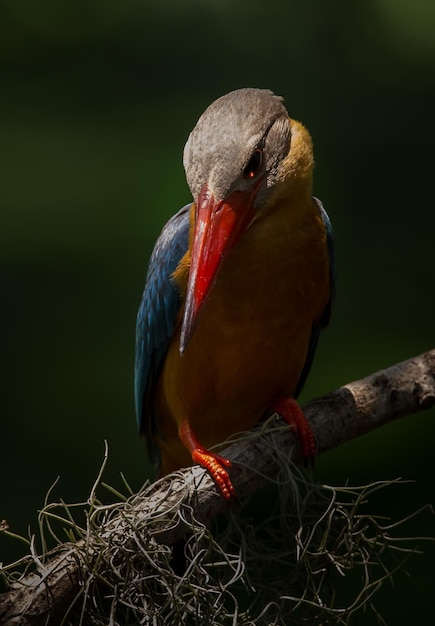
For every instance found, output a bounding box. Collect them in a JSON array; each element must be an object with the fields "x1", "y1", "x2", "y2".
[{"x1": 1, "y1": 350, "x2": 434, "y2": 625}]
